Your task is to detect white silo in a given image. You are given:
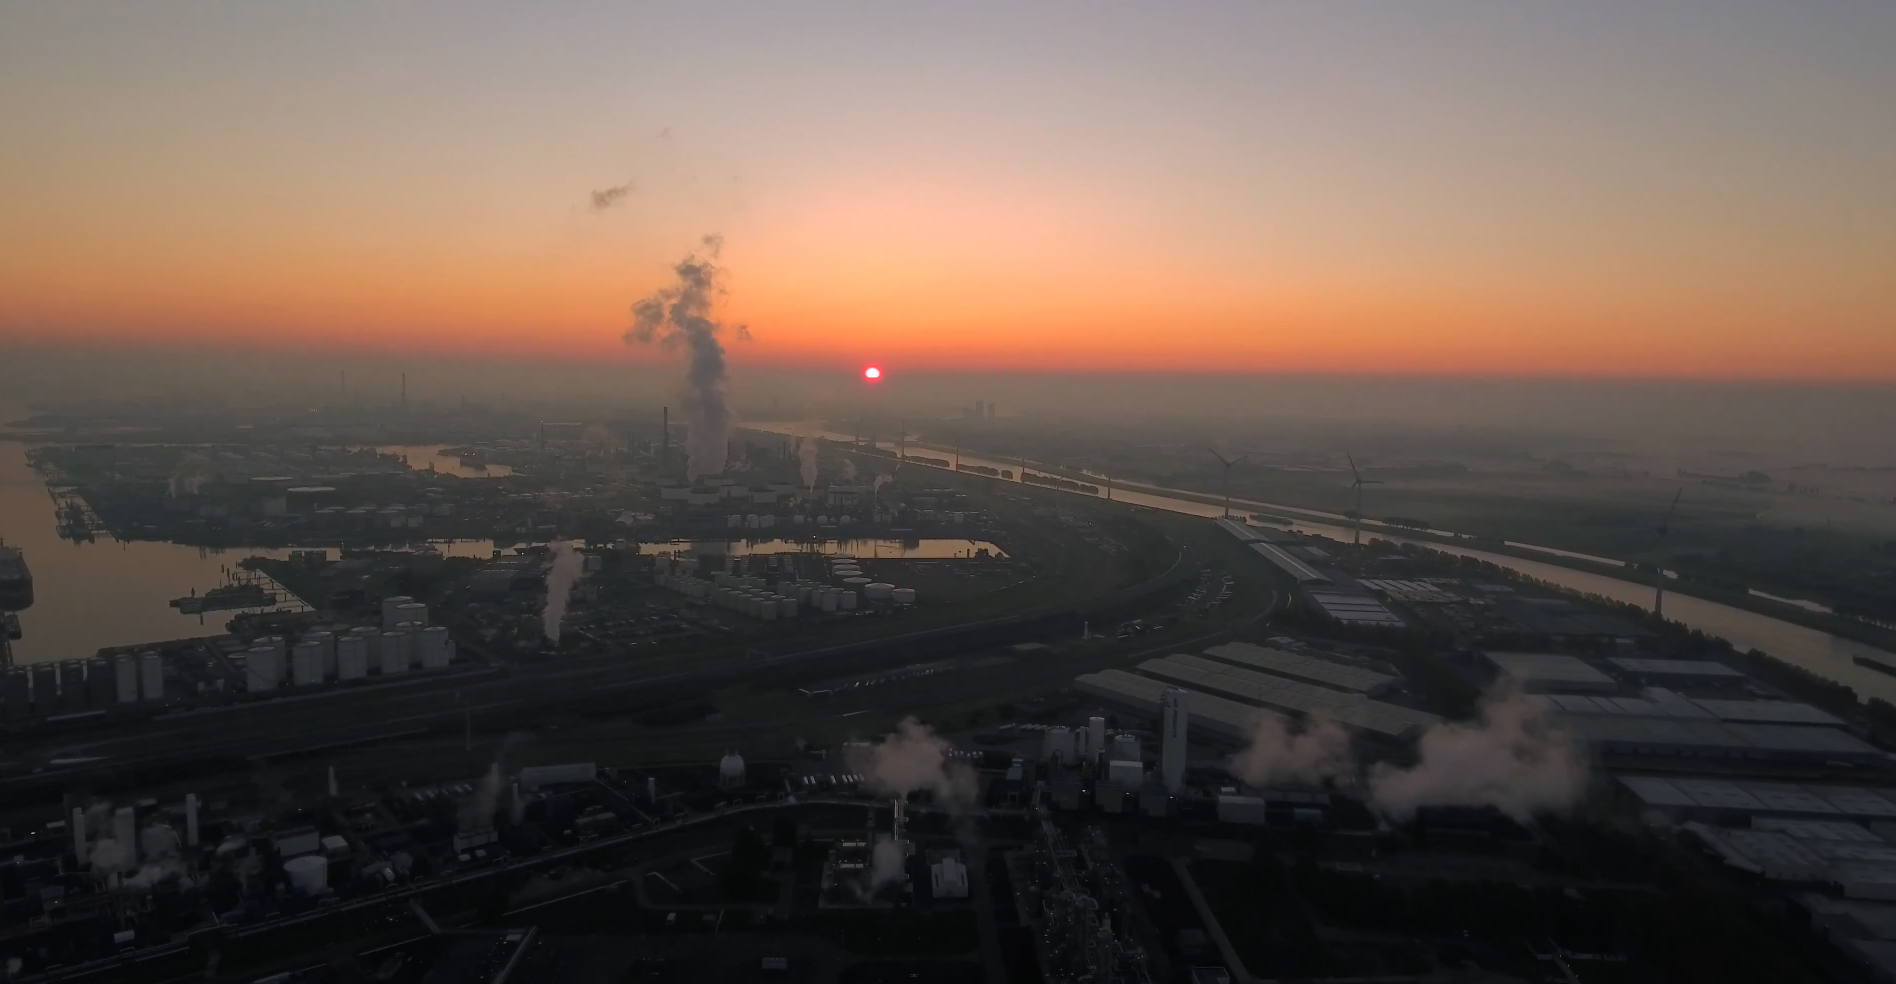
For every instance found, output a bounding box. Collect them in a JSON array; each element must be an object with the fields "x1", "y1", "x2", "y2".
[
  {"x1": 864, "y1": 583, "x2": 894, "y2": 601},
  {"x1": 378, "y1": 632, "x2": 409, "y2": 674},
  {"x1": 417, "y1": 626, "x2": 453, "y2": 669},
  {"x1": 891, "y1": 588, "x2": 916, "y2": 605},
  {"x1": 381, "y1": 596, "x2": 414, "y2": 631},
  {"x1": 305, "y1": 631, "x2": 336, "y2": 679},
  {"x1": 284, "y1": 855, "x2": 328, "y2": 894},
  {"x1": 777, "y1": 597, "x2": 798, "y2": 618},
  {"x1": 1110, "y1": 733, "x2": 1141, "y2": 763},
  {"x1": 292, "y1": 641, "x2": 323, "y2": 686},
  {"x1": 820, "y1": 590, "x2": 839, "y2": 612},
  {"x1": 113, "y1": 807, "x2": 138, "y2": 872},
  {"x1": 394, "y1": 602, "x2": 428, "y2": 628},
  {"x1": 246, "y1": 647, "x2": 281, "y2": 691},
  {"x1": 337, "y1": 636, "x2": 370, "y2": 680},
  {"x1": 139, "y1": 651, "x2": 163, "y2": 700},
  {"x1": 114, "y1": 655, "x2": 139, "y2": 704},
  {"x1": 1088, "y1": 717, "x2": 1107, "y2": 763},
  {"x1": 840, "y1": 591, "x2": 858, "y2": 611},
  {"x1": 718, "y1": 752, "x2": 746, "y2": 790}
]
